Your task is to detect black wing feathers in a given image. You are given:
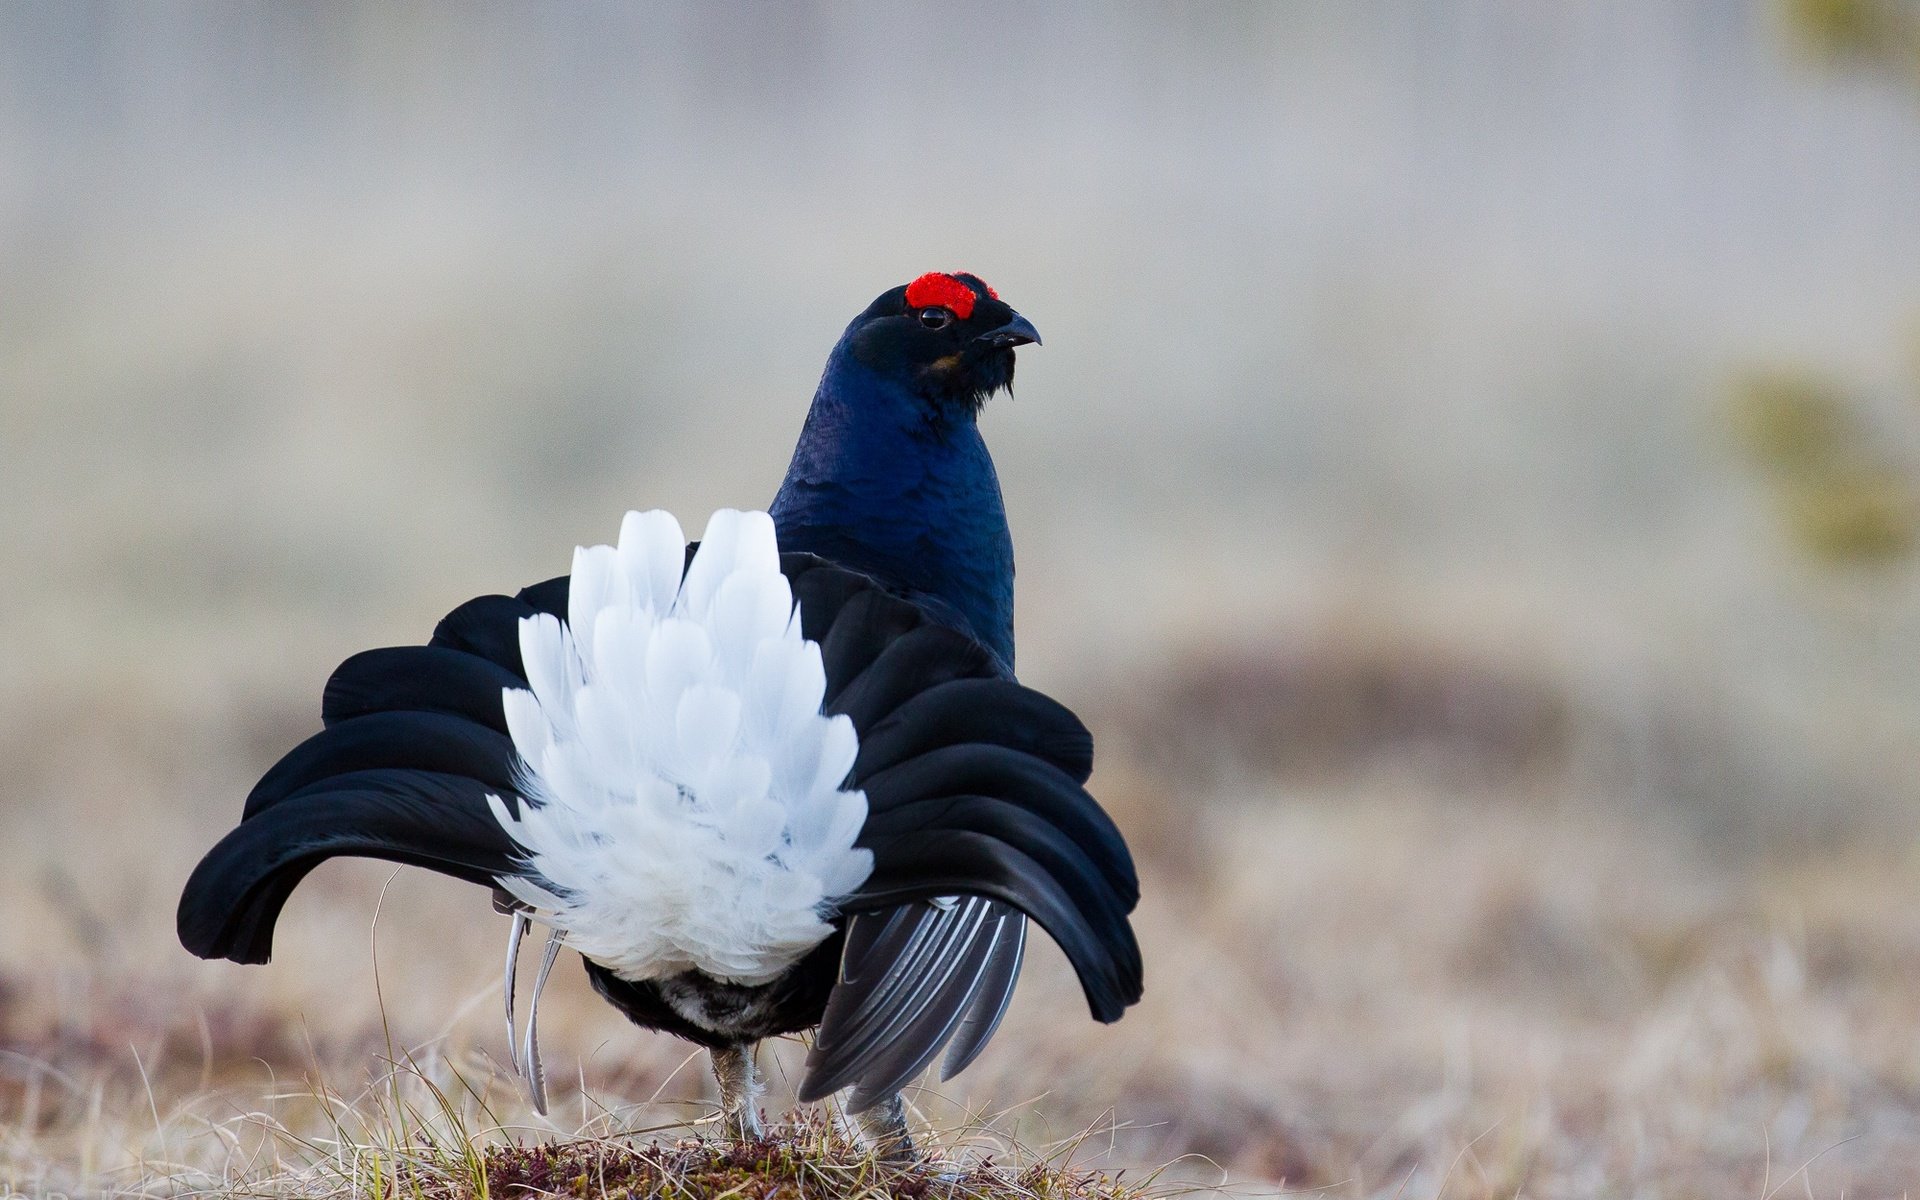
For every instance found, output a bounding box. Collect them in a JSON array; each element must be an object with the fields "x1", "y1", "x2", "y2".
[
  {"x1": 861, "y1": 797, "x2": 1133, "y2": 938},
  {"x1": 816, "y1": 590, "x2": 927, "y2": 694},
  {"x1": 178, "y1": 772, "x2": 521, "y2": 963},
  {"x1": 858, "y1": 744, "x2": 1135, "y2": 902},
  {"x1": 183, "y1": 603, "x2": 540, "y2": 963},
  {"x1": 245, "y1": 712, "x2": 518, "y2": 820},
  {"x1": 853, "y1": 679, "x2": 1095, "y2": 785},
  {"x1": 826, "y1": 626, "x2": 995, "y2": 730},
  {"x1": 801, "y1": 898, "x2": 1026, "y2": 1108},
  {"x1": 799, "y1": 566, "x2": 1139, "y2": 1106},
  {"x1": 804, "y1": 898, "x2": 1000, "y2": 1108},
  {"x1": 322, "y1": 646, "x2": 520, "y2": 730},
  {"x1": 513, "y1": 575, "x2": 571, "y2": 621},
  {"x1": 849, "y1": 831, "x2": 1138, "y2": 1022},
  {"x1": 430, "y1": 593, "x2": 543, "y2": 673},
  {"x1": 942, "y1": 916, "x2": 1025, "y2": 1079},
  {"x1": 785, "y1": 554, "x2": 875, "y2": 644}
]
